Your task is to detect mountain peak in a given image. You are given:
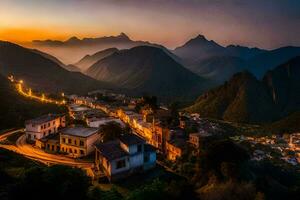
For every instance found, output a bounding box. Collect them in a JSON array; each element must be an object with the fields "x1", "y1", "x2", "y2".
[
  {"x1": 194, "y1": 34, "x2": 207, "y2": 40},
  {"x1": 118, "y1": 32, "x2": 130, "y2": 40},
  {"x1": 66, "y1": 36, "x2": 80, "y2": 42}
]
